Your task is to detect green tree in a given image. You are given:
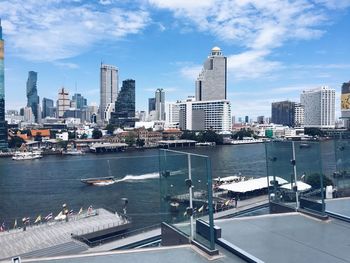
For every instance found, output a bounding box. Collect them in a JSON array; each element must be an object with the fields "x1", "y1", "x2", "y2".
[
  {"x1": 180, "y1": 130, "x2": 198, "y2": 141},
  {"x1": 34, "y1": 132, "x2": 42, "y2": 142},
  {"x1": 304, "y1": 128, "x2": 324, "y2": 137},
  {"x1": 92, "y1": 129, "x2": 103, "y2": 139},
  {"x1": 305, "y1": 173, "x2": 333, "y2": 189},
  {"x1": 136, "y1": 138, "x2": 145, "y2": 147},
  {"x1": 232, "y1": 128, "x2": 255, "y2": 140},
  {"x1": 8, "y1": 136, "x2": 25, "y2": 148},
  {"x1": 68, "y1": 131, "x2": 76, "y2": 140},
  {"x1": 198, "y1": 130, "x2": 223, "y2": 144},
  {"x1": 57, "y1": 140, "x2": 68, "y2": 150},
  {"x1": 80, "y1": 133, "x2": 88, "y2": 139},
  {"x1": 125, "y1": 133, "x2": 136, "y2": 147},
  {"x1": 105, "y1": 124, "x2": 115, "y2": 135}
]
